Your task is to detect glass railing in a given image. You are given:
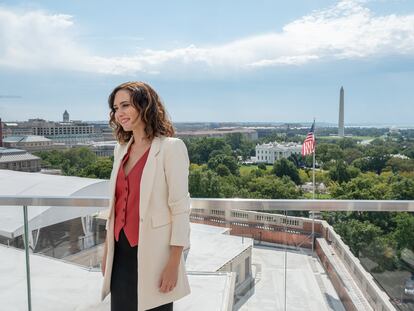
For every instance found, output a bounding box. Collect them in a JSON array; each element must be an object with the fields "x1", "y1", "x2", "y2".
[
  {"x1": 0, "y1": 196, "x2": 107, "y2": 311},
  {"x1": 0, "y1": 196, "x2": 413, "y2": 311}
]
